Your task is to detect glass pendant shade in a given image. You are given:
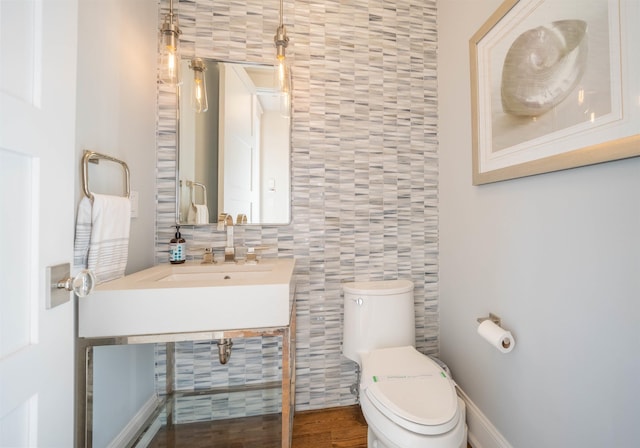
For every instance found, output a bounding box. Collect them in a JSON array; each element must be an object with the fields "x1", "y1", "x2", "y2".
[
  {"x1": 280, "y1": 90, "x2": 291, "y2": 118},
  {"x1": 159, "y1": 3, "x2": 181, "y2": 85},
  {"x1": 189, "y1": 58, "x2": 208, "y2": 113},
  {"x1": 274, "y1": 21, "x2": 291, "y2": 117},
  {"x1": 276, "y1": 55, "x2": 291, "y2": 117},
  {"x1": 159, "y1": 38, "x2": 180, "y2": 85},
  {"x1": 274, "y1": 24, "x2": 291, "y2": 94}
]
